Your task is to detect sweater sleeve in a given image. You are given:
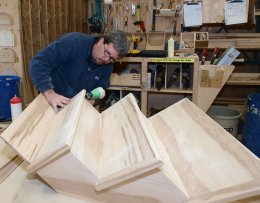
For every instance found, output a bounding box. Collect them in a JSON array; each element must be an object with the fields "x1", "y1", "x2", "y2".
[
  {"x1": 29, "y1": 33, "x2": 89, "y2": 93},
  {"x1": 97, "y1": 65, "x2": 113, "y2": 90}
]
